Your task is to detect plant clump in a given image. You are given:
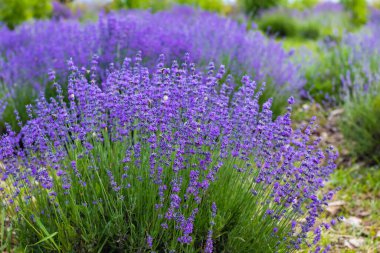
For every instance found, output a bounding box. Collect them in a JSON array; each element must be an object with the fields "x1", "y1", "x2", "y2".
[{"x1": 0, "y1": 53, "x2": 337, "y2": 252}]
